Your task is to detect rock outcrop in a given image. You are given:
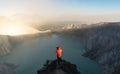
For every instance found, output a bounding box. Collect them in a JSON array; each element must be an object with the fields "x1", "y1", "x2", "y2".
[
  {"x1": 37, "y1": 60, "x2": 80, "y2": 74},
  {"x1": 0, "y1": 63, "x2": 16, "y2": 74}
]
